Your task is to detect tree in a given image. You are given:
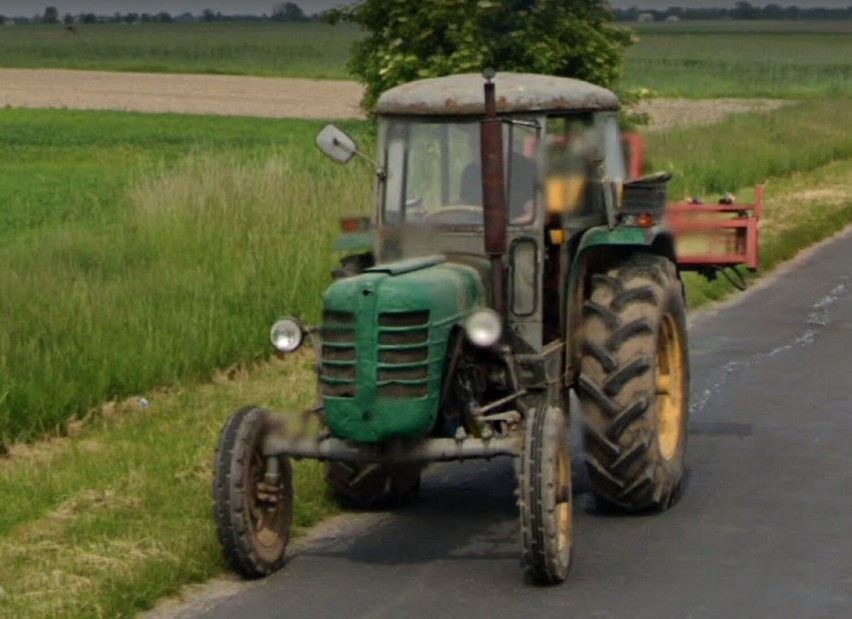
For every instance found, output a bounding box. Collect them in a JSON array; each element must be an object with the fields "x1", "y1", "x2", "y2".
[
  {"x1": 63, "y1": 13, "x2": 74, "y2": 24},
  {"x1": 272, "y1": 2, "x2": 308, "y2": 22},
  {"x1": 731, "y1": 1, "x2": 759, "y2": 19},
  {"x1": 327, "y1": 0, "x2": 635, "y2": 113},
  {"x1": 43, "y1": 6, "x2": 59, "y2": 24}
]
